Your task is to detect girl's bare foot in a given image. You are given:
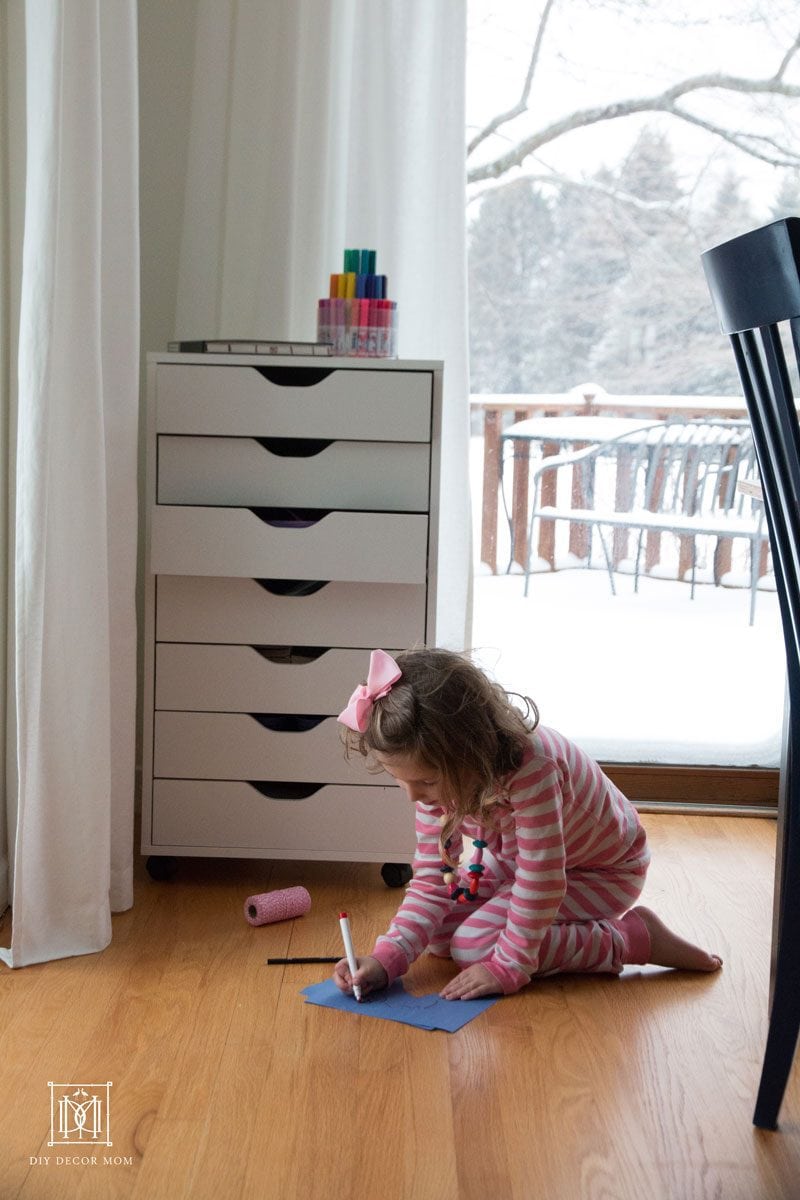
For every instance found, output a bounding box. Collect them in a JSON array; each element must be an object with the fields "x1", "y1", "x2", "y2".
[{"x1": 633, "y1": 906, "x2": 723, "y2": 972}]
